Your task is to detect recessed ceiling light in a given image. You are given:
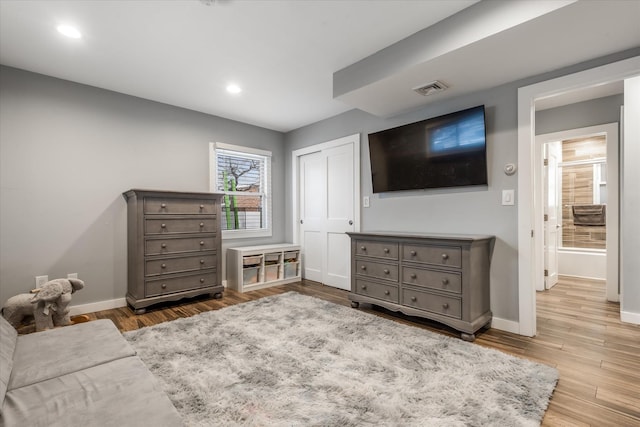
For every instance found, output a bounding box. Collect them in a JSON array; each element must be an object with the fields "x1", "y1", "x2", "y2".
[
  {"x1": 226, "y1": 84, "x2": 242, "y2": 94},
  {"x1": 57, "y1": 25, "x2": 82, "y2": 39}
]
